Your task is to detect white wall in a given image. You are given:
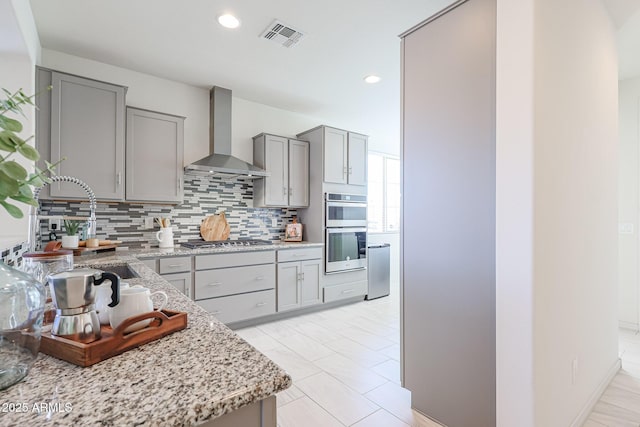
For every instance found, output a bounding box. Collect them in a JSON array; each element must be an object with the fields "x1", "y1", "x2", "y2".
[
  {"x1": 497, "y1": 0, "x2": 619, "y2": 425},
  {"x1": 41, "y1": 49, "x2": 332, "y2": 170},
  {"x1": 618, "y1": 76, "x2": 640, "y2": 330},
  {"x1": 0, "y1": 0, "x2": 41, "y2": 249},
  {"x1": 495, "y1": 0, "x2": 535, "y2": 424}
]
